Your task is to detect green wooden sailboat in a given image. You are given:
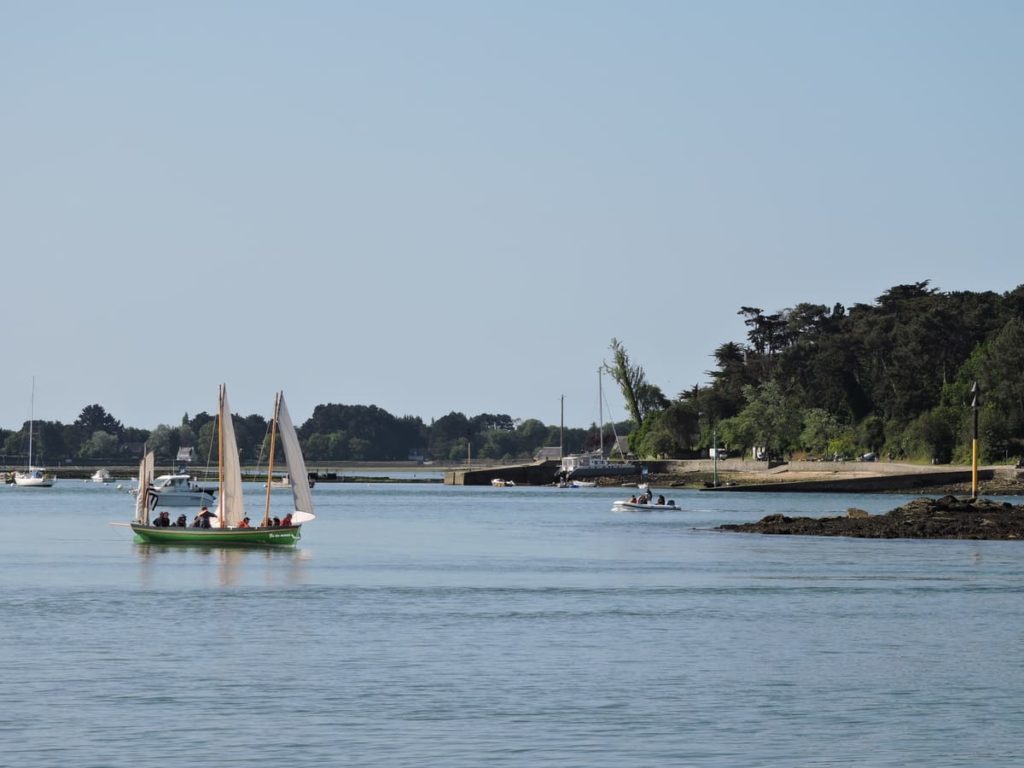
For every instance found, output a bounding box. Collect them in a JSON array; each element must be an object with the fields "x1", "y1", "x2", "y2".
[{"x1": 130, "y1": 386, "x2": 315, "y2": 546}]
